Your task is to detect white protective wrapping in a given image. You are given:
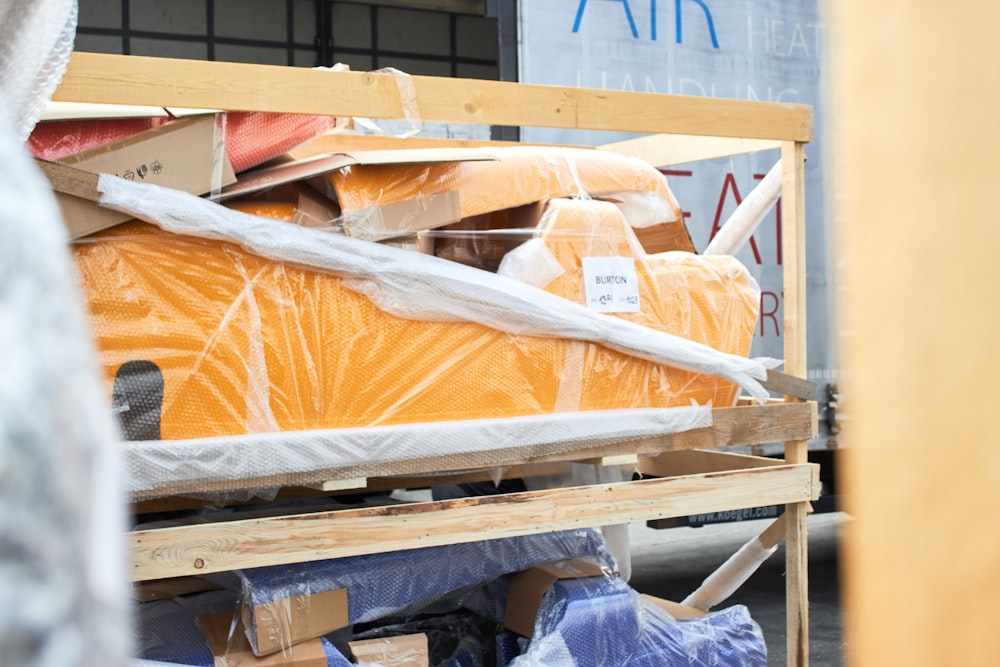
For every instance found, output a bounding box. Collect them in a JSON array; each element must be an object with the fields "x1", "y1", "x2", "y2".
[
  {"x1": 95, "y1": 174, "x2": 774, "y2": 402},
  {"x1": 703, "y1": 160, "x2": 783, "y2": 257},
  {"x1": 0, "y1": 0, "x2": 77, "y2": 141},
  {"x1": 124, "y1": 406, "x2": 711, "y2": 499},
  {"x1": 1, "y1": 1, "x2": 131, "y2": 664},
  {"x1": 682, "y1": 537, "x2": 779, "y2": 611}
]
